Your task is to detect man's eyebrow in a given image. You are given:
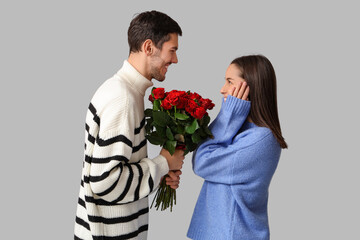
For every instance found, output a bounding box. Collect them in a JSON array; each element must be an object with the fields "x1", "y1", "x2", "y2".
[{"x1": 171, "y1": 46, "x2": 178, "y2": 50}]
